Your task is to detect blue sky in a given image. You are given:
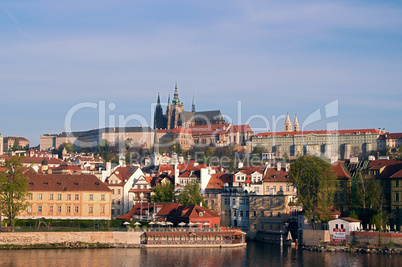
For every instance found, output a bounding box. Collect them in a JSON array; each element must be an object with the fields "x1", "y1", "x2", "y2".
[{"x1": 1, "y1": 0, "x2": 402, "y2": 146}]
